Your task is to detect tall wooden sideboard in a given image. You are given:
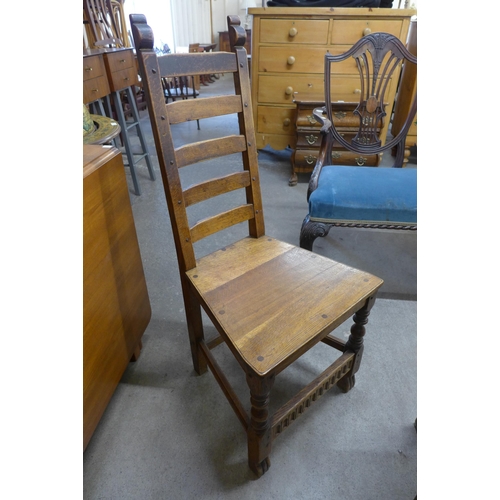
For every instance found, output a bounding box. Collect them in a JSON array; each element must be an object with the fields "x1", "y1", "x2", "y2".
[
  {"x1": 83, "y1": 145, "x2": 151, "y2": 451},
  {"x1": 248, "y1": 7, "x2": 416, "y2": 152}
]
